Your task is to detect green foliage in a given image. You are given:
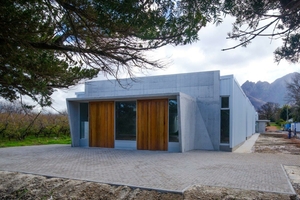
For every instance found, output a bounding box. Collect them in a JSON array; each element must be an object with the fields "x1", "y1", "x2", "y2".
[
  {"x1": 2, "y1": 1, "x2": 300, "y2": 106},
  {"x1": 270, "y1": 122, "x2": 281, "y2": 130},
  {"x1": 258, "y1": 102, "x2": 280, "y2": 121},
  {"x1": 275, "y1": 34, "x2": 300, "y2": 63},
  {"x1": 0, "y1": 135, "x2": 71, "y2": 148},
  {"x1": 222, "y1": 0, "x2": 300, "y2": 63},
  {"x1": 279, "y1": 105, "x2": 292, "y2": 121},
  {"x1": 275, "y1": 119, "x2": 285, "y2": 127},
  {"x1": 1, "y1": 0, "x2": 222, "y2": 106},
  {"x1": 0, "y1": 101, "x2": 70, "y2": 146}
]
